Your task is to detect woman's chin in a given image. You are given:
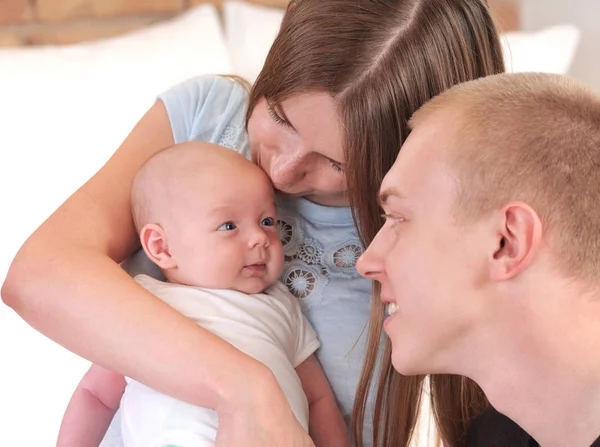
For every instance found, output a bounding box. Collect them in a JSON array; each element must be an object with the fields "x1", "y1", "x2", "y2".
[
  {"x1": 273, "y1": 187, "x2": 309, "y2": 198},
  {"x1": 275, "y1": 189, "x2": 305, "y2": 196},
  {"x1": 273, "y1": 187, "x2": 350, "y2": 207},
  {"x1": 305, "y1": 193, "x2": 350, "y2": 207}
]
